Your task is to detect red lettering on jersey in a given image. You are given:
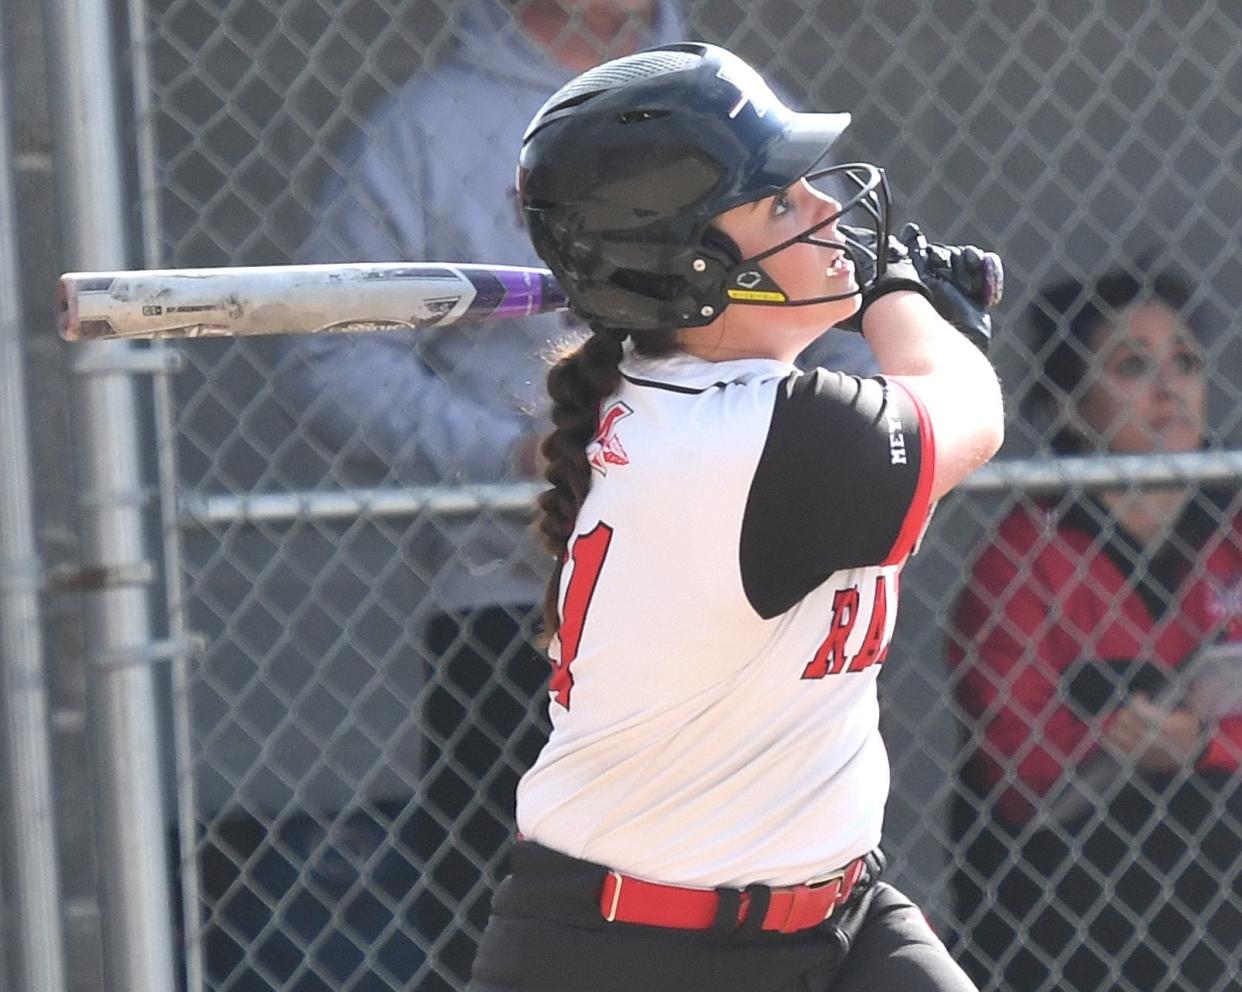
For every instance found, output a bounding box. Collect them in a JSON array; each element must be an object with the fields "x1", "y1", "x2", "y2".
[
  {"x1": 847, "y1": 575, "x2": 890, "y2": 672},
  {"x1": 552, "y1": 522, "x2": 614, "y2": 709},
  {"x1": 587, "y1": 402, "x2": 632, "y2": 476},
  {"x1": 802, "y1": 587, "x2": 861, "y2": 679}
]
